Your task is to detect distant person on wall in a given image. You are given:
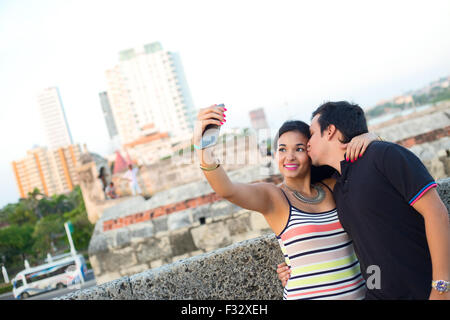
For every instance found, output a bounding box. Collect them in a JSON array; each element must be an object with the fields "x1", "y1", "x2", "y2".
[
  {"x1": 122, "y1": 164, "x2": 142, "y2": 196},
  {"x1": 106, "y1": 182, "x2": 118, "y2": 199},
  {"x1": 98, "y1": 167, "x2": 108, "y2": 196},
  {"x1": 193, "y1": 104, "x2": 380, "y2": 300},
  {"x1": 276, "y1": 101, "x2": 450, "y2": 300}
]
